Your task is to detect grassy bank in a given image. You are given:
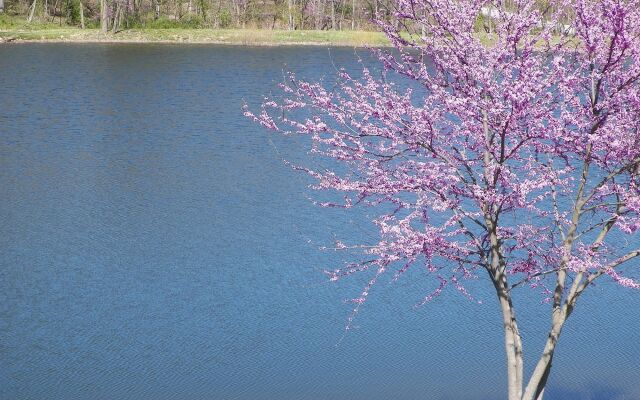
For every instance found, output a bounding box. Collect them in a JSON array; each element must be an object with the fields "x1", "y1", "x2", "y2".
[
  {"x1": 0, "y1": 27, "x2": 390, "y2": 46},
  {"x1": 0, "y1": 16, "x2": 390, "y2": 46},
  {"x1": 0, "y1": 15, "x2": 548, "y2": 47}
]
